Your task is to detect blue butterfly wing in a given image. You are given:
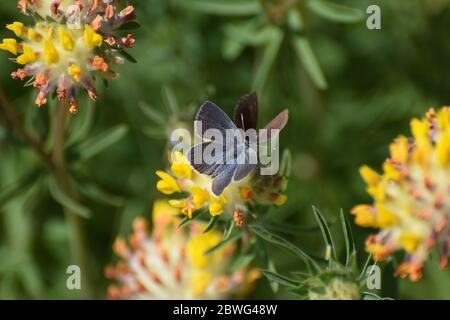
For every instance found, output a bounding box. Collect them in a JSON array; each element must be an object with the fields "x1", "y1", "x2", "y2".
[
  {"x1": 233, "y1": 146, "x2": 257, "y2": 181},
  {"x1": 195, "y1": 101, "x2": 237, "y2": 139},
  {"x1": 212, "y1": 164, "x2": 238, "y2": 196},
  {"x1": 187, "y1": 141, "x2": 226, "y2": 178}
]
